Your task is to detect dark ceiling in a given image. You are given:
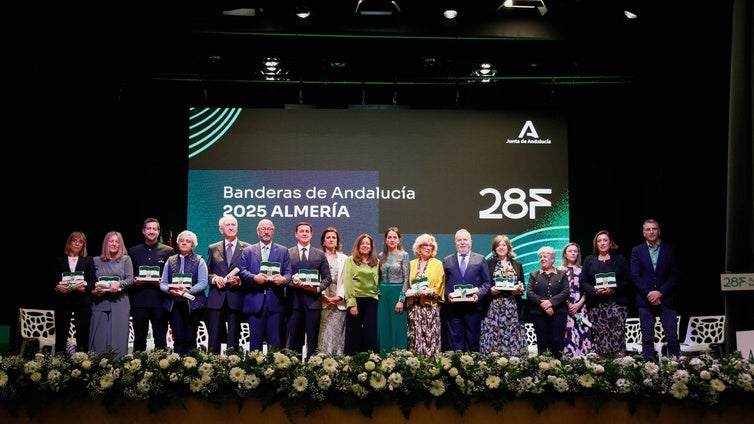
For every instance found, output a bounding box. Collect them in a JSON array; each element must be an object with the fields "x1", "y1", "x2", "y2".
[{"x1": 32, "y1": 0, "x2": 692, "y2": 108}]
